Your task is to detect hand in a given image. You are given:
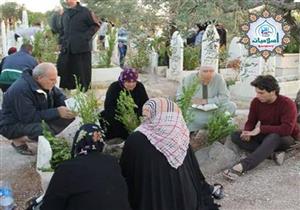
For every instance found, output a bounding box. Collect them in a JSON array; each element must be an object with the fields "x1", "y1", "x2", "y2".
[
  {"x1": 57, "y1": 106, "x2": 76, "y2": 119},
  {"x1": 240, "y1": 127, "x2": 260, "y2": 141},
  {"x1": 192, "y1": 98, "x2": 207, "y2": 105},
  {"x1": 240, "y1": 131, "x2": 251, "y2": 141},
  {"x1": 247, "y1": 127, "x2": 260, "y2": 136}
]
